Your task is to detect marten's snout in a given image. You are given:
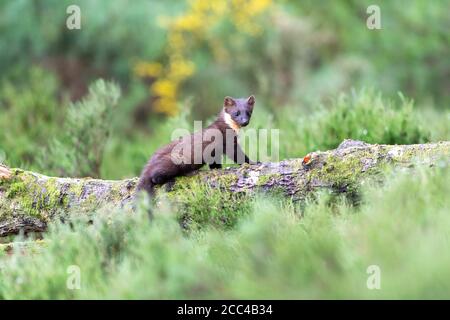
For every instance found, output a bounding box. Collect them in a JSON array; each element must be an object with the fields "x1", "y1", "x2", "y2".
[
  {"x1": 223, "y1": 95, "x2": 255, "y2": 128},
  {"x1": 236, "y1": 112, "x2": 250, "y2": 126}
]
